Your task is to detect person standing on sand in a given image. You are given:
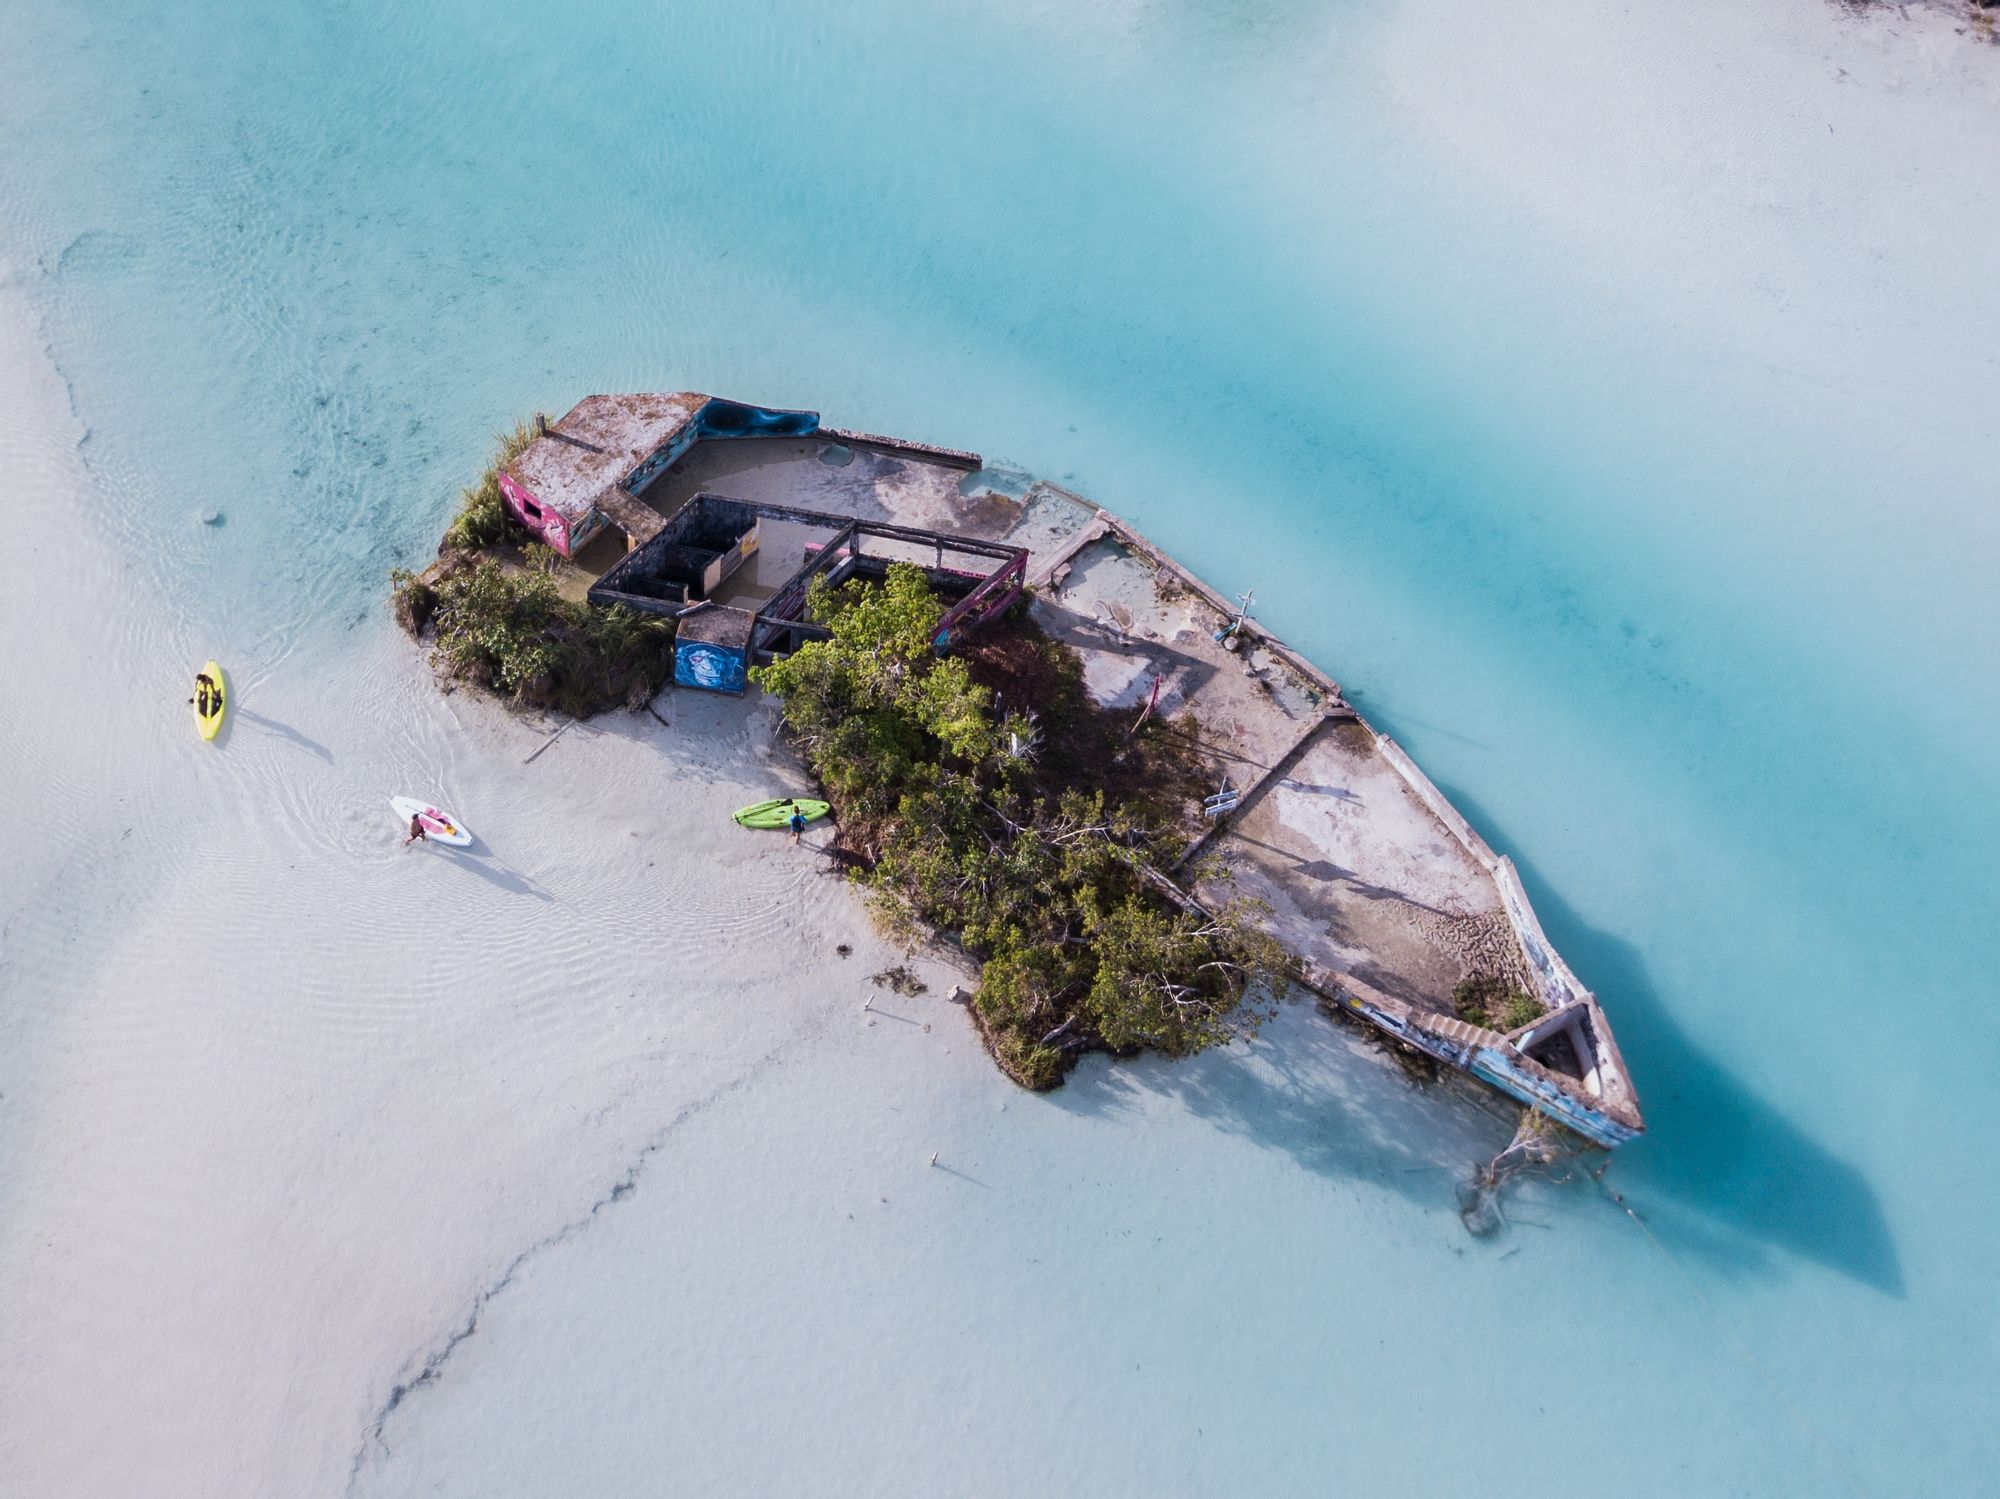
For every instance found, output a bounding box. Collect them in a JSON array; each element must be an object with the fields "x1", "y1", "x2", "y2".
[
  {"x1": 788, "y1": 804, "x2": 808, "y2": 845},
  {"x1": 405, "y1": 812, "x2": 427, "y2": 847}
]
